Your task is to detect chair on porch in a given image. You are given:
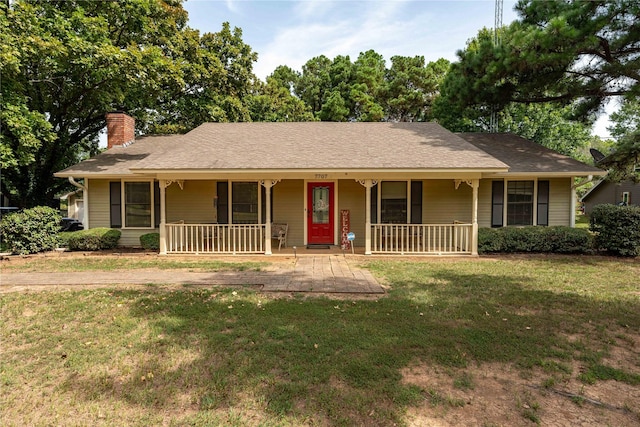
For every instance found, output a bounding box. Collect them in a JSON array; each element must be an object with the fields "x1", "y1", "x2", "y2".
[{"x1": 271, "y1": 223, "x2": 288, "y2": 250}]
